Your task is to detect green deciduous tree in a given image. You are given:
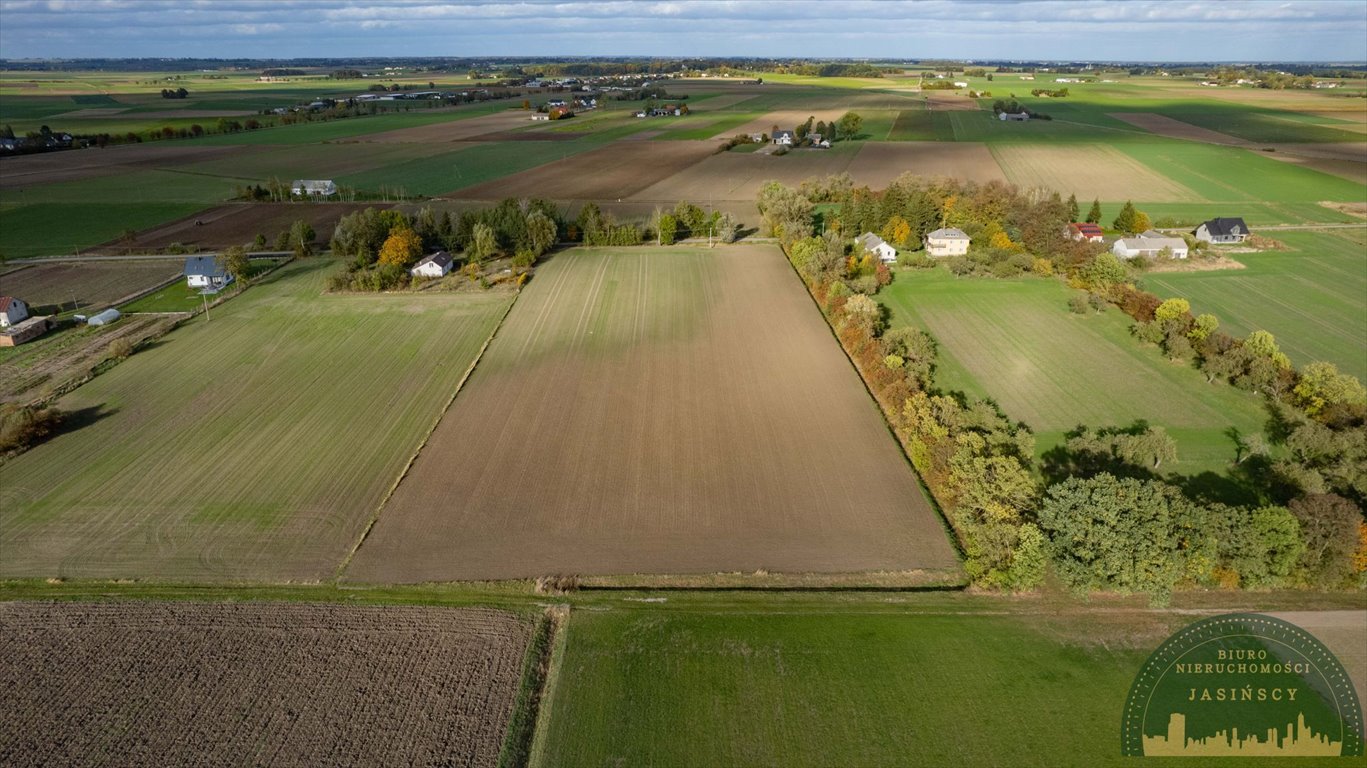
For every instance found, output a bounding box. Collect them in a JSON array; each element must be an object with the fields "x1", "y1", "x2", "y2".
[
  {"x1": 1289, "y1": 493, "x2": 1361, "y2": 586},
  {"x1": 222, "y1": 245, "x2": 251, "y2": 283},
  {"x1": 1086, "y1": 198, "x2": 1102, "y2": 224},
  {"x1": 1294, "y1": 361, "x2": 1367, "y2": 418}
]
